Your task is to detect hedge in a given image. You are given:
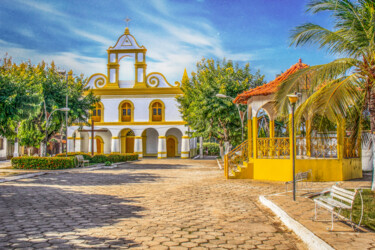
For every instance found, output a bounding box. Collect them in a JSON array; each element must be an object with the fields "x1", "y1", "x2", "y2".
[
  {"x1": 197, "y1": 143, "x2": 220, "y2": 156},
  {"x1": 11, "y1": 157, "x2": 75, "y2": 170},
  {"x1": 56, "y1": 152, "x2": 139, "y2": 163}
]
